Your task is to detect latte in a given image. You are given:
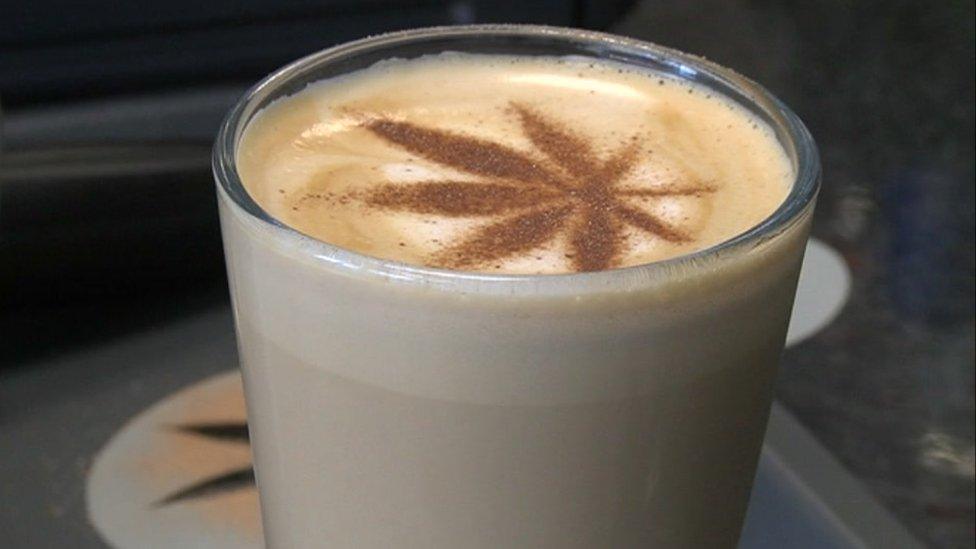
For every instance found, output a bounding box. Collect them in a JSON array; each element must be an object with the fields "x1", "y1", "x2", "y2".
[{"x1": 217, "y1": 28, "x2": 818, "y2": 549}]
